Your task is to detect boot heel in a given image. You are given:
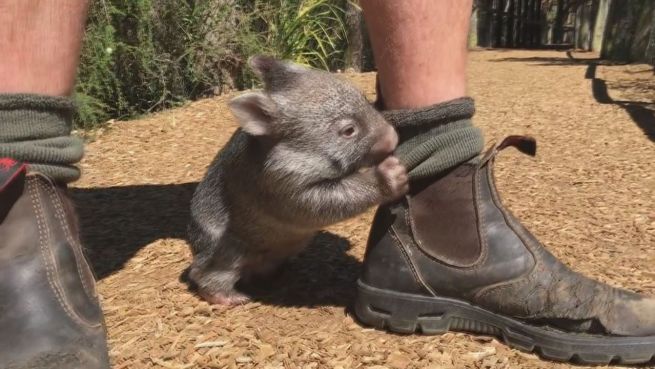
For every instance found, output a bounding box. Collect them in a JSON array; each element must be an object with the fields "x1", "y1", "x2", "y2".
[
  {"x1": 355, "y1": 279, "x2": 507, "y2": 336},
  {"x1": 355, "y1": 279, "x2": 453, "y2": 335}
]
